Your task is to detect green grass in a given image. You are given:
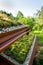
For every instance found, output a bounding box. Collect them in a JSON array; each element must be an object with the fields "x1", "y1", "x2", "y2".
[
  {"x1": 37, "y1": 34, "x2": 43, "y2": 46},
  {"x1": 0, "y1": 19, "x2": 20, "y2": 28},
  {"x1": 4, "y1": 33, "x2": 34, "y2": 63},
  {"x1": 0, "y1": 16, "x2": 21, "y2": 28},
  {"x1": 33, "y1": 33, "x2": 43, "y2": 65}
]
